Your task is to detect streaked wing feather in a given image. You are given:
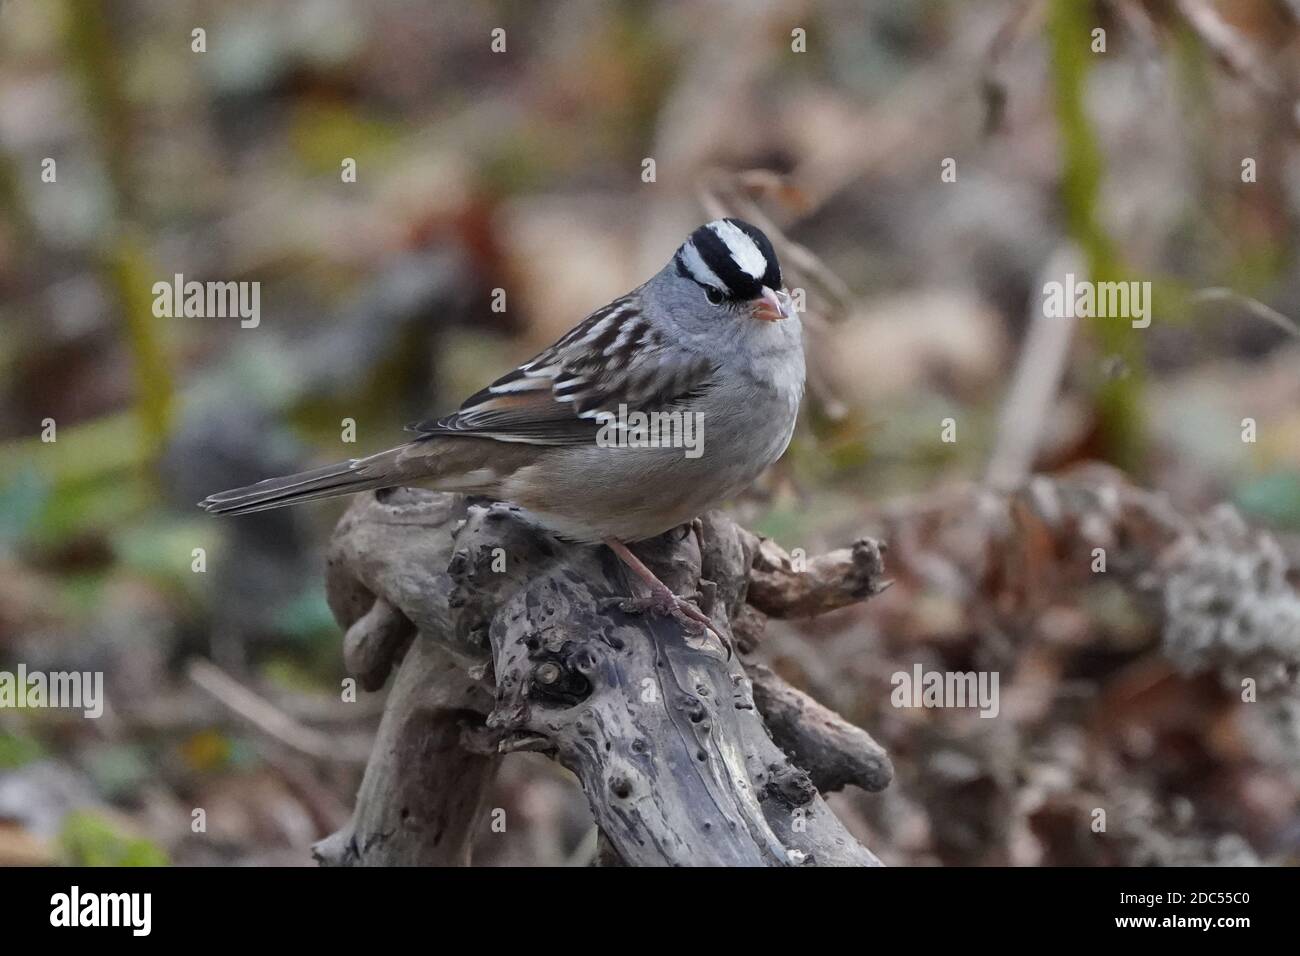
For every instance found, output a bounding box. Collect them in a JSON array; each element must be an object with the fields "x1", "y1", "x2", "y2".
[{"x1": 407, "y1": 297, "x2": 717, "y2": 445}]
